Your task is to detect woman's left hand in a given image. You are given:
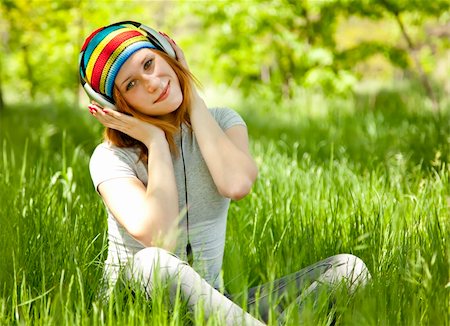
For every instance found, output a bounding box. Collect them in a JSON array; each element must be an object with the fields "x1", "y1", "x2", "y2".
[
  {"x1": 159, "y1": 32, "x2": 190, "y2": 71},
  {"x1": 158, "y1": 32, "x2": 258, "y2": 200}
]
